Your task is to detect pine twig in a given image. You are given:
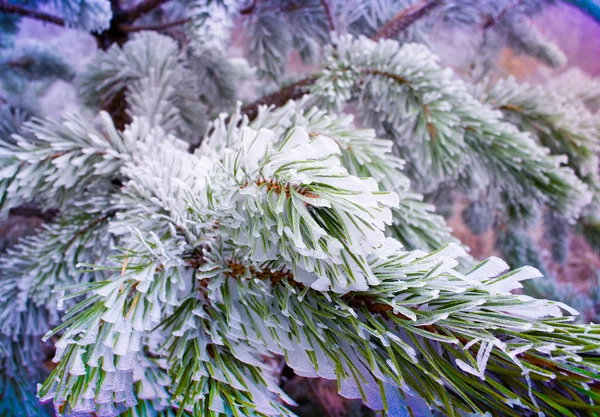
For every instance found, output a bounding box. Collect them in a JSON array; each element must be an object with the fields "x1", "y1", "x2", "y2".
[
  {"x1": 0, "y1": 0, "x2": 65, "y2": 26},
  {"x1": 319, "y1": 0, "x2": 336, "y2": 32},
  {"x1": 372, "y1": 0, "x2": 444, "y2": 41},
  {"x1": 64, "y1": 211, "x2": 115, "y2": 248},
  {"x1": 241, "y1": 1, "x2": 442, "y2": 121},
  {"x1": 240, "y1": 76, "x2": 318, "y2": 121},
  {"x1": 3, "y1": 56, "x2": 33, "y2": 69},
  {"x1": 224, "y1": 261, "x2": 582, "y2": 379},
  {"x1": 124, "y1": 0, "x2": 173, "y2": 22},
  {"x1": 8, "y1": 206, "x2": 58, "y2": 222},
  {"x1": 482, "y1": 0, "x2": 525, "y2": 29},
  {"x1": 121, "y1": 17, "x2": 191, "y2": 32},
  {"x1": 239, "y1": 0, "x2": 257, "y2": 15}
]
